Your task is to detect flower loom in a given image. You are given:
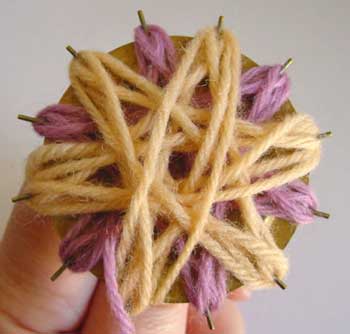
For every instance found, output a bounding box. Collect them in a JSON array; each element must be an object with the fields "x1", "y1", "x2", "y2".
[{"x1": 14, "y1": 14, "x2": 329, "y2": 334}]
